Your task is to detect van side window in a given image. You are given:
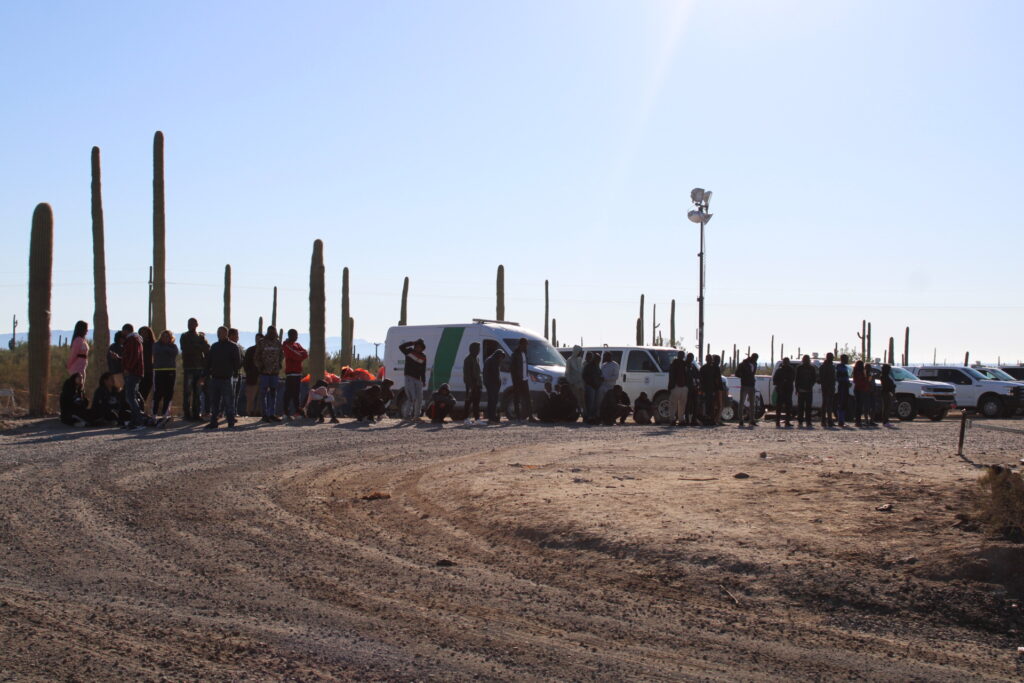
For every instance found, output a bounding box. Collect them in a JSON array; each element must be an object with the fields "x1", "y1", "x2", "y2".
[
  {"x1": 599, "y1": 351, "x2": 622, "y2": 365},
  {"x1": 626, "y1": 351, "x2": 658, "y2": 373}
]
